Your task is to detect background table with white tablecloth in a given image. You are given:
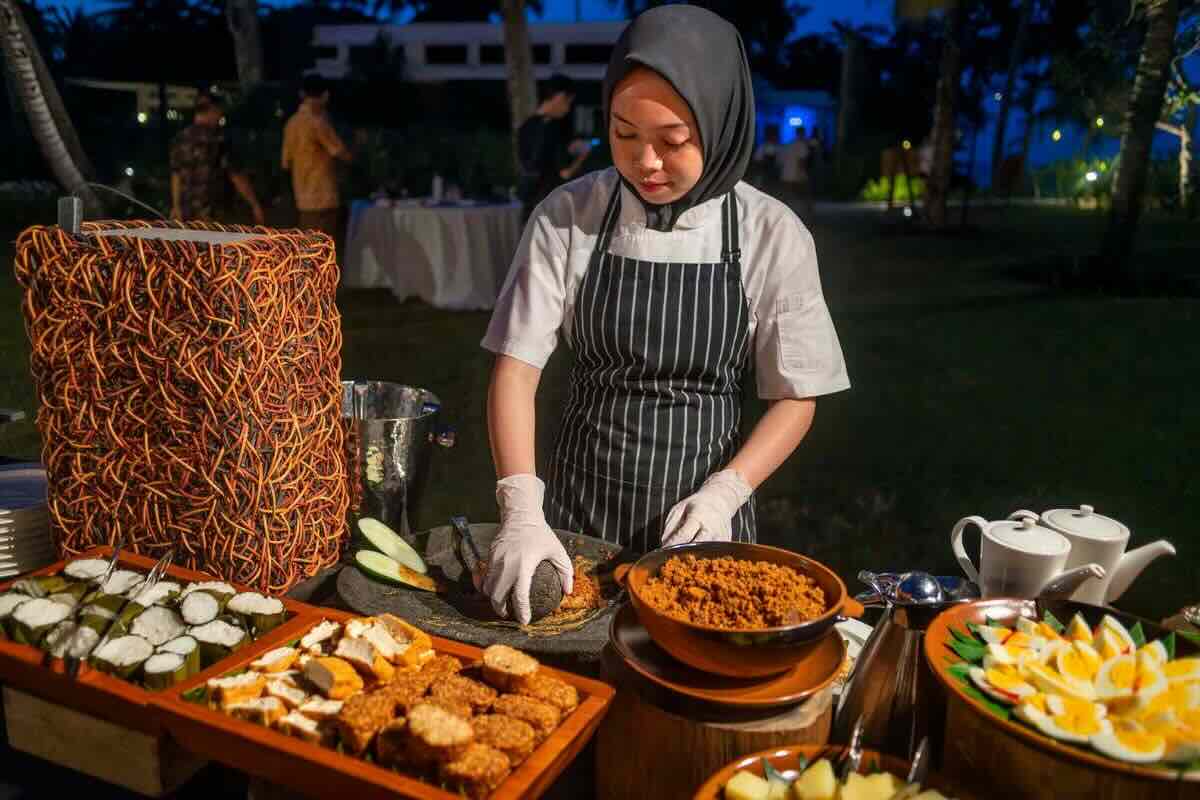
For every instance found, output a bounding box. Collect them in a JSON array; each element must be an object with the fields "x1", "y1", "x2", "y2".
[{"x1": 343, "y1": 200, "x2": 523, "y2": 310}]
